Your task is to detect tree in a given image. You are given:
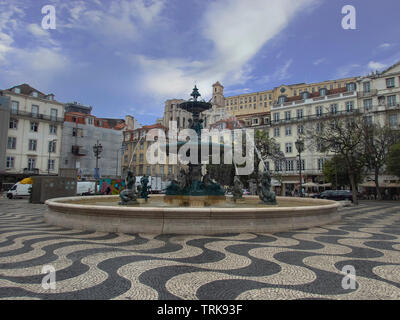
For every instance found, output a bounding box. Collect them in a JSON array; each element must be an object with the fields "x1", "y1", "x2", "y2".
[
  {"x1": 240, "y1": 129, "x2": 285, "y2": 187},
  {"x1": 362, "y1": 123, "x2": 400, "y2": 199},
  {"x1": 387, "y1": 143, "x2": 400, "y2": 178},
  {"x1": 322, "y1": 155, "x2": 363, "y2": 189},
  {"x1": 306, "y1": 114, "x2": 366, "y2": 205}
]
